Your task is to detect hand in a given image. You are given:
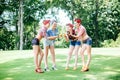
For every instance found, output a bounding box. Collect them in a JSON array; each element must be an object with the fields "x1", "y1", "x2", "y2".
[
  {"x1": 57, "y1": 34, "x2": 63, "y2": 38},
  {"x1": 59, "y1": 34, "x2": 63, "y2": 37},
  {"x1": 67, "y1": 31, "x2": 70, "y2": 35},
  {"x1": 63, "y1": 33, "x2": 67, "y2": 37}
]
